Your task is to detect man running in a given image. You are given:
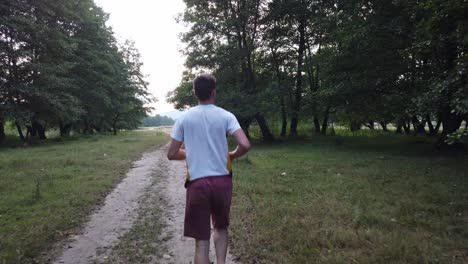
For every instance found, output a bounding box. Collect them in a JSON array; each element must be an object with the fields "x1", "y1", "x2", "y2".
[{"x1": 167, "y1": 73, "x2": 251, "y2": 264}]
